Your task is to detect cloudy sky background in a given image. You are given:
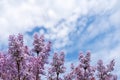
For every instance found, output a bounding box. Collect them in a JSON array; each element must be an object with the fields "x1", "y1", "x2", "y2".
[{"x1": 0, "y1": 0, "x2": 120, "y2": 79}]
